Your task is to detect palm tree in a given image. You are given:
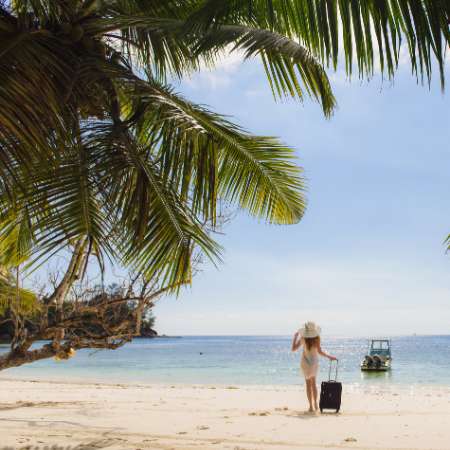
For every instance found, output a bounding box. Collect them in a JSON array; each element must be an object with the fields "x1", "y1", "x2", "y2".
[{"x1": 1, "y1": 0, "x2": 448, "y2": 283}]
